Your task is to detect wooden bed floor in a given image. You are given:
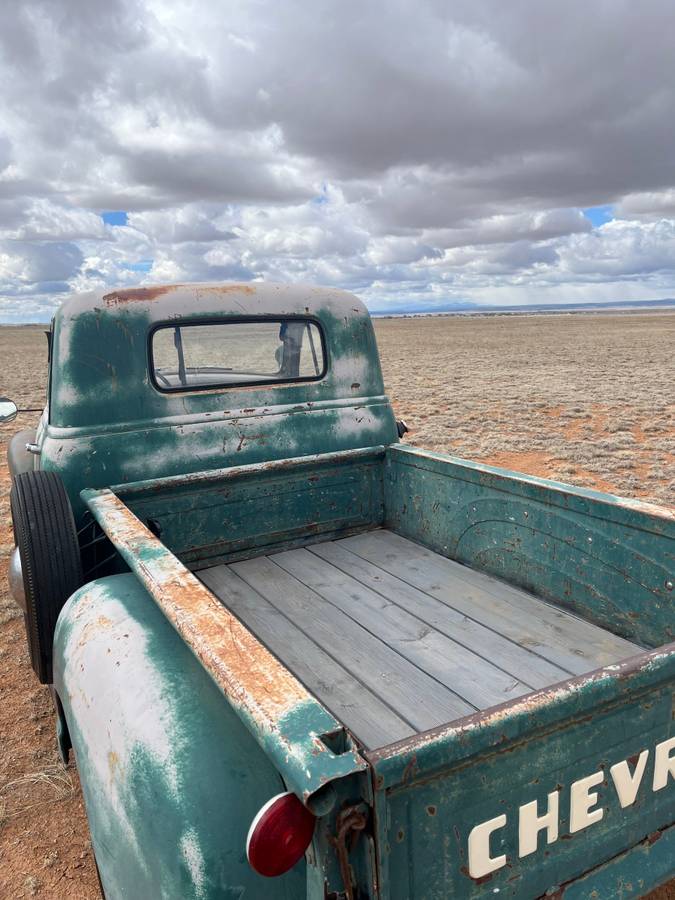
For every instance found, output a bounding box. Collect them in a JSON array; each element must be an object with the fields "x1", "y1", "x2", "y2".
[{"x1": 198, "y1": 529, "x2": 642, "y2": 750}]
